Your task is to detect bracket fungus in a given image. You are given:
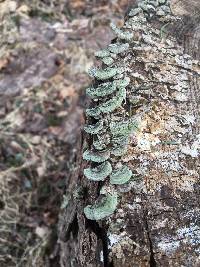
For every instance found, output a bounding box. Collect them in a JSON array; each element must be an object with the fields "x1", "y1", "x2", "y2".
[
  {"x1": 86, "y1": 107, "x2": 101, "y2": 118},
  {"x1": 84, "y1": 190, "x2": 118, "y2": 220},
  {"x1": 114, "y1": 77, "x2": 130, "y2": 88},
  {"x1": 86, "y1": 82, "x2": 117, "y2": 99},
  {"x1": 111, "y1": 145, "x2": 128, "y2": 157},
  {"x1": 110, "y1": 22, "x2": 134, "y2": 41},
  {"x1": 93, "y1": 134, "x2": 110, "y2": 150},
  {"x1": 83, "y1": 150, "x2": 110, "y2": 163},
  {"x1": 84, "y1": 121, "x2": 104, "y2": 135},
  {"x1": 84, "y1": 161, "x2": 112, "y2": 181},
  {"x1": 101, "y1": 57, "x2": 115, "y2": 66},
  {"x1": 97, "y1": 87, "x2": 126, "y2": 113},
  {"x1": 88, "y1": 67, "x2": 121, "y2": 80},
  {"x1": 94, "y1": 49, "x2": 110, "y2": 58},
  {"x1": 108, "y1": 43, "x2": 129, "y2": 54},
  {"x1": 110, "y1": 166, "x2": 133, "y2": 185}
]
